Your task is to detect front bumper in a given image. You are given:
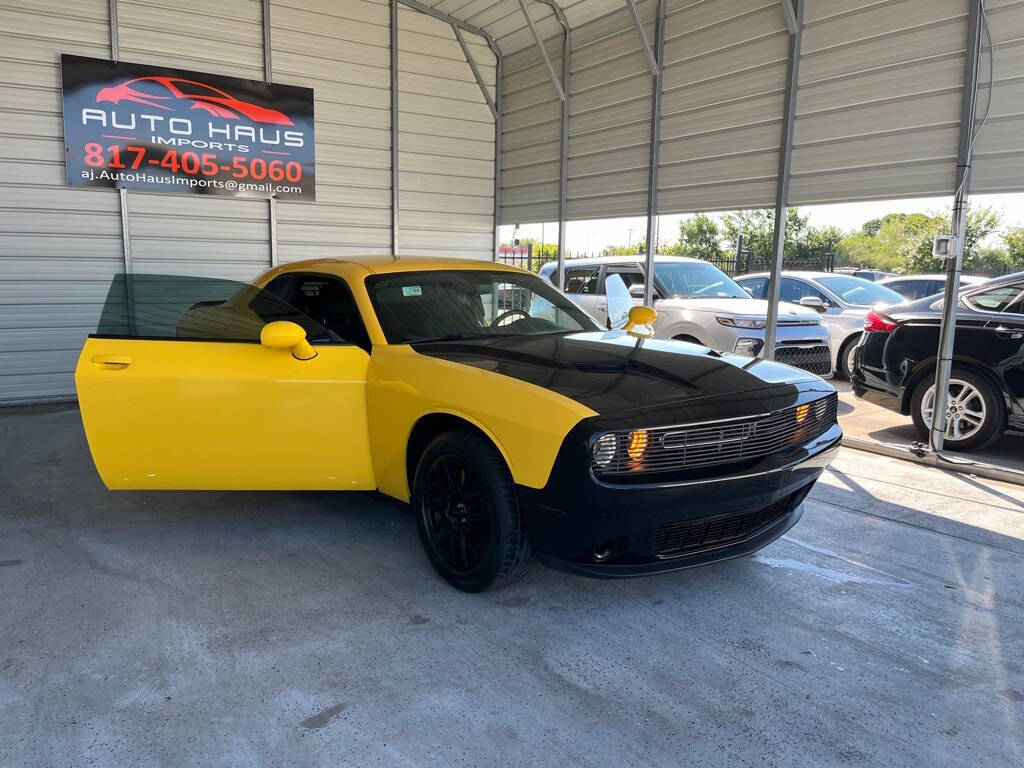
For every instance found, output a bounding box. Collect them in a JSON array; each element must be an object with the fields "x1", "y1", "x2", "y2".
[{"x1": 517, "y1": 423, "x2": 841, "y2": 578}]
